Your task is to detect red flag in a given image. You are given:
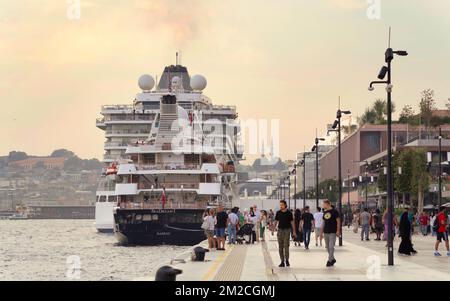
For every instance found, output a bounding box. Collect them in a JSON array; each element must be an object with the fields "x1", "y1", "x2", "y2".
[
  {"x1": 189, "y1": 111, "x2": 193, "y2": 125},
  {"x1": 161, "y1": 187, "x2": 166, "y2": 209}
]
